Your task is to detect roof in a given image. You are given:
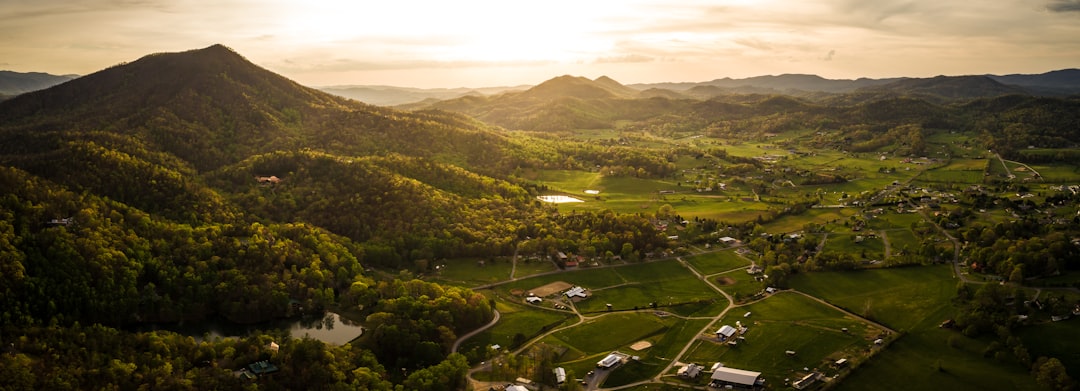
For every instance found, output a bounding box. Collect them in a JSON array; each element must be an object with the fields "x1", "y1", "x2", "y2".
[
  {"x1": 678, "y1": 363, "x2": 703, "y2": 378},
  {"x1": 710, "y1": 366, "x2": 762, "y2": 386},
  {"x1": 554, "y1": 367, "x2": 566, "y2": 383},
  {"x1": 716, "y1": 325, "x2": 737, "y2": 337},
  {"x1": 565, "y1": 286, "x2": 587, "y2": 298},
  {"x1": 505, "y1": 385, "x2": 529, "y2": 391},
  {"x1": 598, "y1": 353, "x2": 621, "y2": 368}
]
